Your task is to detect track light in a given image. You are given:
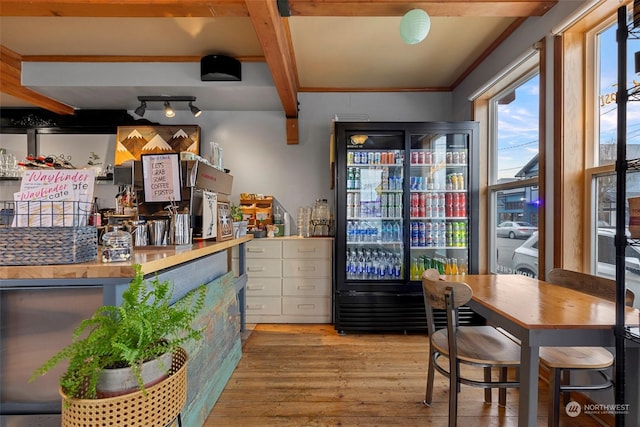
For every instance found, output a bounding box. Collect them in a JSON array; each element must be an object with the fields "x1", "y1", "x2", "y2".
[
  {"x1": 189, "y1": 102, "x2": 202, "y2": 118},
  {"x1": 135, "y1": 96, "x2": 202, "y2": 118},
  {"x1": 164, "y1": 101, "x2": 175, "y2": 118},
  {"x1": 134, "y1": 101, "x2": 146, "y2": 117}
]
